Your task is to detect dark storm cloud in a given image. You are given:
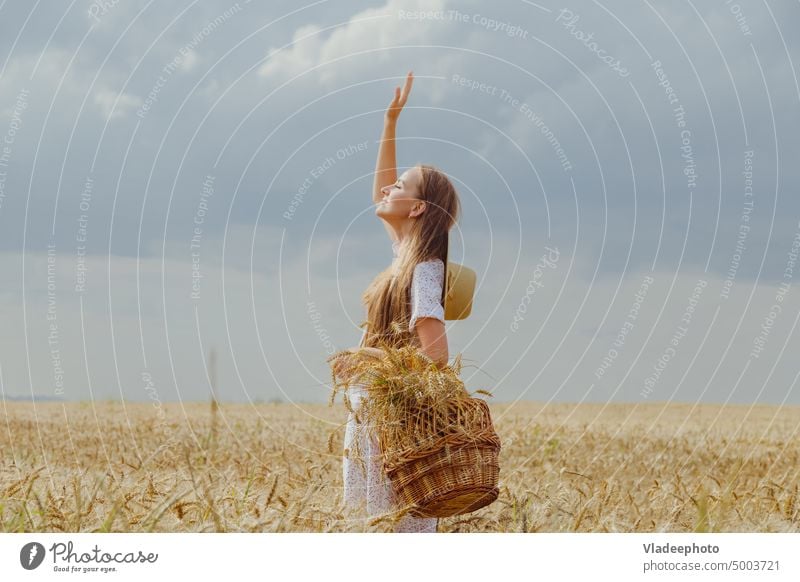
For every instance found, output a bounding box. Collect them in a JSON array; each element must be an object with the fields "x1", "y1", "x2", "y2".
[{"x1": 1, "y1": 0, "x2": 799, "y2": 404}]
